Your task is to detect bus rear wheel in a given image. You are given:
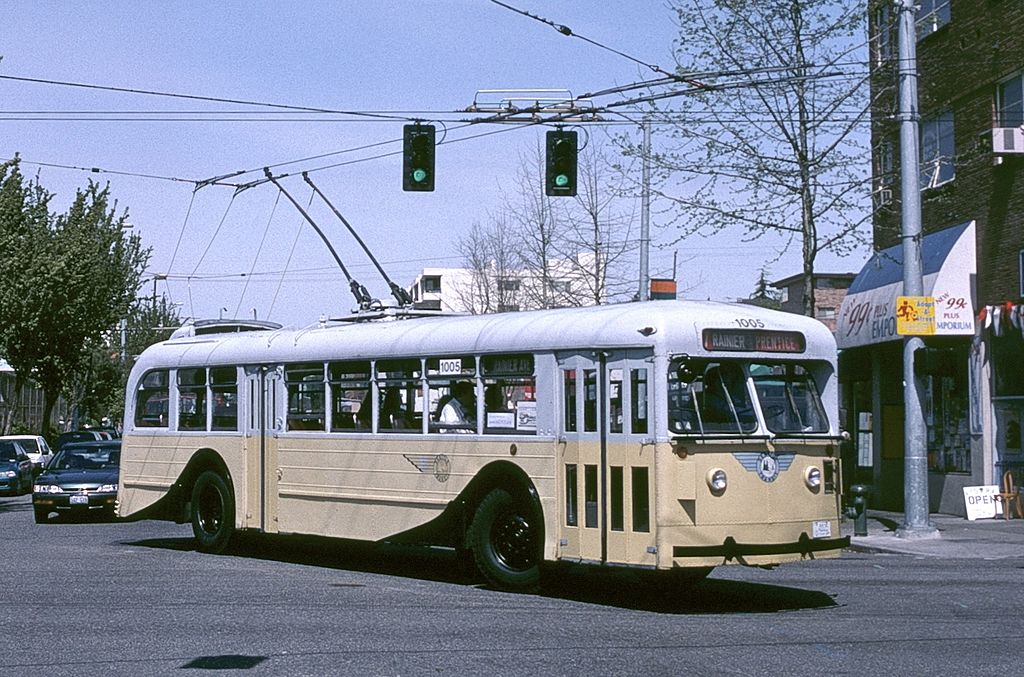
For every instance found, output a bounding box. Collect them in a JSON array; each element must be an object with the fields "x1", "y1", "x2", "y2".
[
  {"x1": 467, "y1": 488, "x2": 541, "y2": 593},
  {"x1": 191, "y1": 470, "x2": 235, "y2": 554}
]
